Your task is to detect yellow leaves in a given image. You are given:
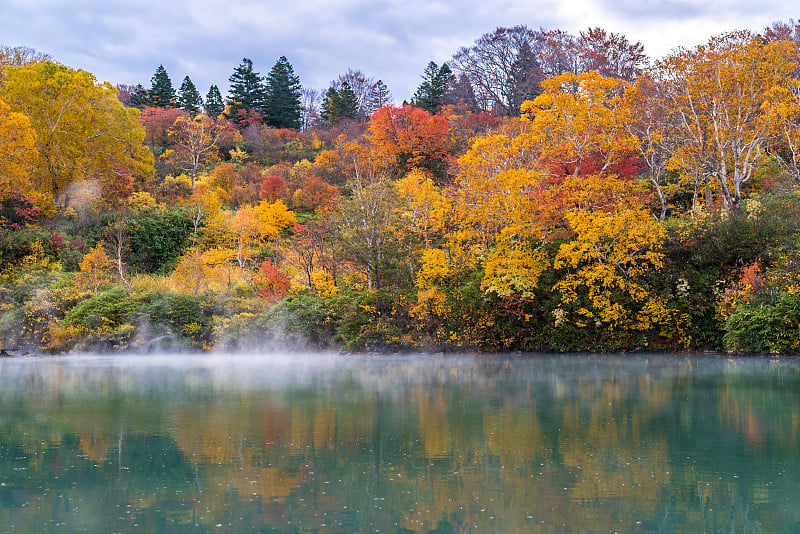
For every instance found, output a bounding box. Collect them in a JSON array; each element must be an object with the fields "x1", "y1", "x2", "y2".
[
  {"x1": 551, "y1": 208, "x2": 689, "y2": 345},
  {"x1": 75, "y1": 242, "x2": 112, "y2": 295},
  {"x1": 169, "y1": 245, "x2": 237, "y2": 295},
  {"x1": 310, "y1": 270, "x2": 338, "y2": 297},
  {"x1": 416, "y1": 248, "x2": 450, "y2": 289},
  {"x1": 0, "y1": 97, "x2": 36, "y2": 201},
  {"x1": 0, "y1": 61, "x2": 153, "y2": 204},
  {"x1": 482, "y1": 232, "x2": 549, "y2": 299},
  {"x1": 522, "y1": 71, "x2": 636, "y2": 175},
  {"x1": 396, "y1": 169, "x2": 450, "y2": 247}
]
